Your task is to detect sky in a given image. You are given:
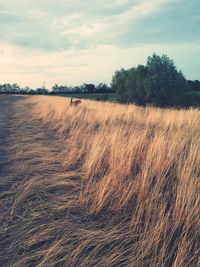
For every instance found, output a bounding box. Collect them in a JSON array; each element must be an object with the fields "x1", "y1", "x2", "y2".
[{"x1": 0, "y1": 0, "x2": 200, "y2": 89}]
